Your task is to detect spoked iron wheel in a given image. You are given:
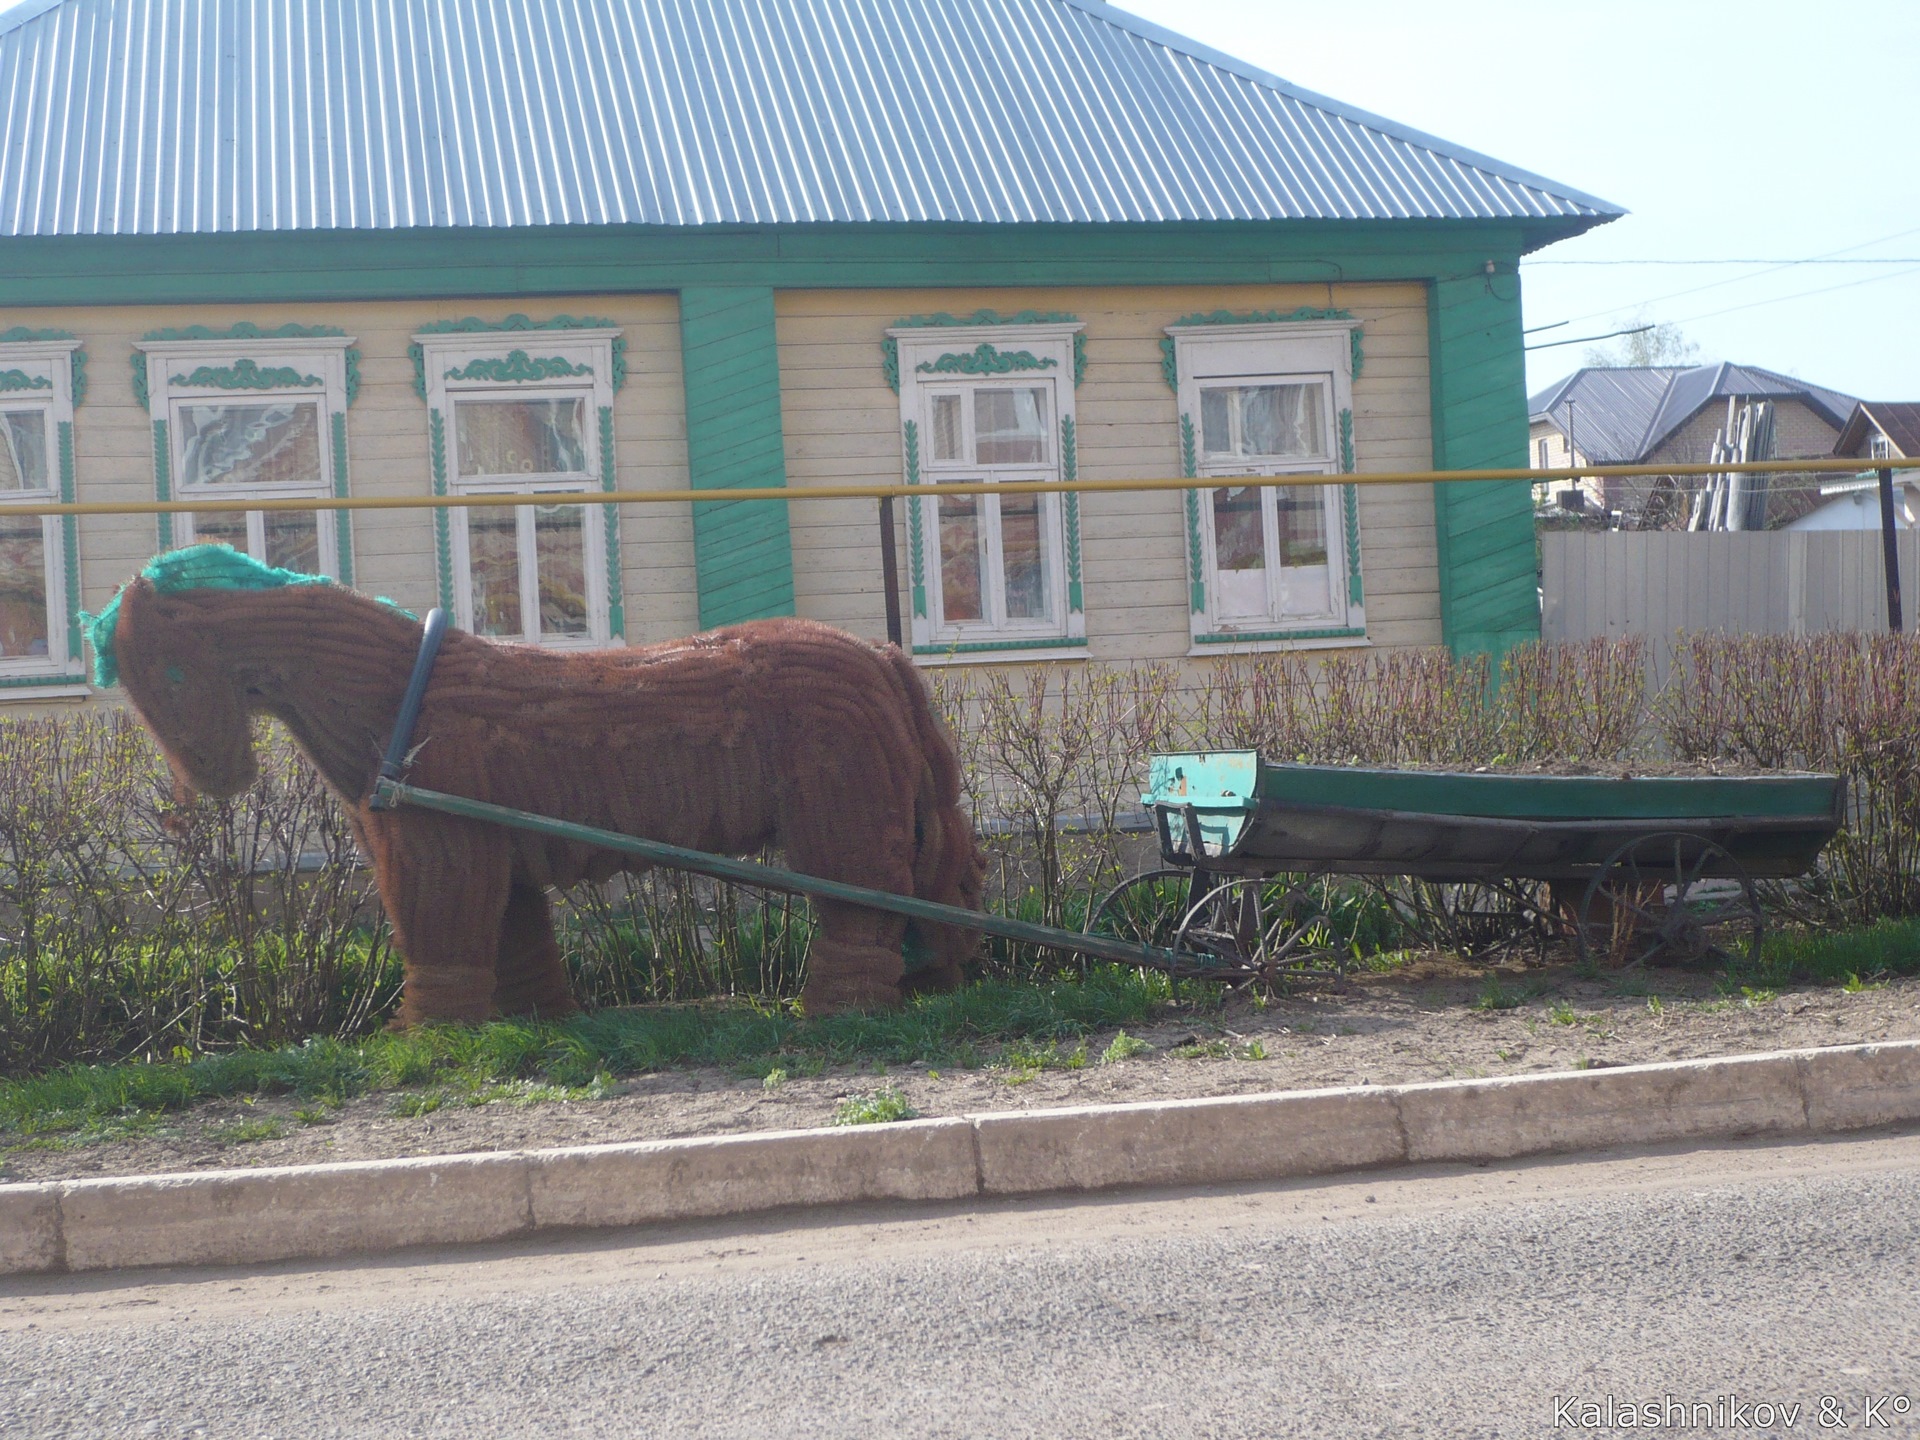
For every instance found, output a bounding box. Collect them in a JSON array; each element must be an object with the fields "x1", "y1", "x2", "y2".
[
  {"x1": 1085, "y1": 869, "x2": 1193, "y2": 956},
  {"x1": 1173, "y1": 878, "x2": 1348, "y2": 989},
  {"x1": 1402, "y1": 878, "x2": 1562, "y2": 966},
  {"x1": 1577, "y1": 832, "x2": 1763, "y2": 969}
]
